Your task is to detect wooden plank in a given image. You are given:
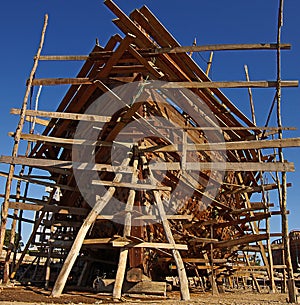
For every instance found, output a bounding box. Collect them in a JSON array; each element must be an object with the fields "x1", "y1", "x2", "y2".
[
  {"x1": 112, "y1": 241, "x2": 188, "y2": 250},
  {"x1": 214, "y1": 234, "x2": 269, "y2": 248},
  {"x1": 92, "y1": 180, "x2": 171, "y2": 191},
  {"x1": 147, "y1": 43, "x2": 292, "y2": 53},
  {"x1": 8, "y1": 202, "x2": 88, "y2": 216},
  {"x1": 199, "y1": 213, "x2": 270, "y2": 228},
  {"x1": 0, "y1": 156, "x2": 133, "y2": 173},
  {"x1": 9, "y1": 132, "x2": 131, "y2": 148},
  {"x1": 160, "y1": 80, "x2": 298, "y2": 89},
  {"x1": 142, "y1": 137, "x2": 300, "y2": 152},
  {"x1": 98, "y1": 33, "x2": 136, "y2": 77},
  {"x1": 39, "y1": 43, "x2": 291, "y2": 61},
  {"x1": 11, "y1": 108, "x2": 112, "y2": 123},
  {"x1": 148, "y1": 161, "x2": 294, "y2": 172},
  {"x1": 25, "y1": 115, "x2": 49, "y2": 126},
  {"x1": 30, "y1": 77, "x2": 92, "y2": 86},
  {"x1": 0, "y1": 170, "x2": 74, "y2": 192},
  {"x1": 37, "y1": 43, "x2": 291, "y2": 61},
  {"x1": 96, "y1": 214, "x2": 193, "y2": 221}
]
